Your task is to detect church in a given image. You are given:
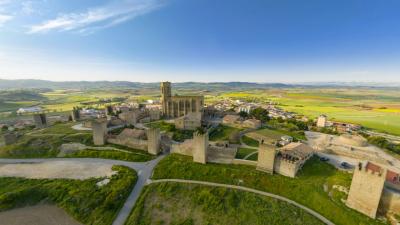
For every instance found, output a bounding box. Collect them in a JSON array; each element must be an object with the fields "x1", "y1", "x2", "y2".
[{"x1": 160, "y1": 82, "x2": 204, "y2": 118}]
